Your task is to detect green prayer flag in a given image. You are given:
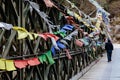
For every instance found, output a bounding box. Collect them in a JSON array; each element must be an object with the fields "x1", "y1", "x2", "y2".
[
  {"x1": 45, "y1": 51, "x2": 55, "y2": 65},
  {"x1": 38, "y1": 51, "x2": 55, "y2": 65},
  {"x1": 38, "y1": 54, "x2": 47, "y2": 64}
]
